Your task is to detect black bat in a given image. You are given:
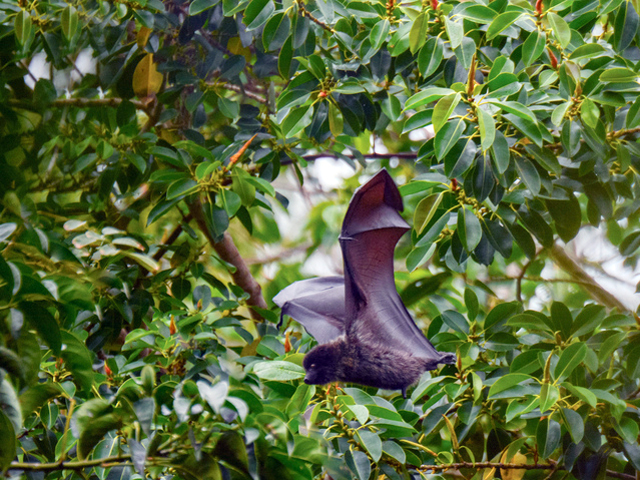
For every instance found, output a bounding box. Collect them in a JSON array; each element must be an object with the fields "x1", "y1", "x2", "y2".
[{"x1": 273, "y1": 170, "x2": 455, "y2": 397}]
